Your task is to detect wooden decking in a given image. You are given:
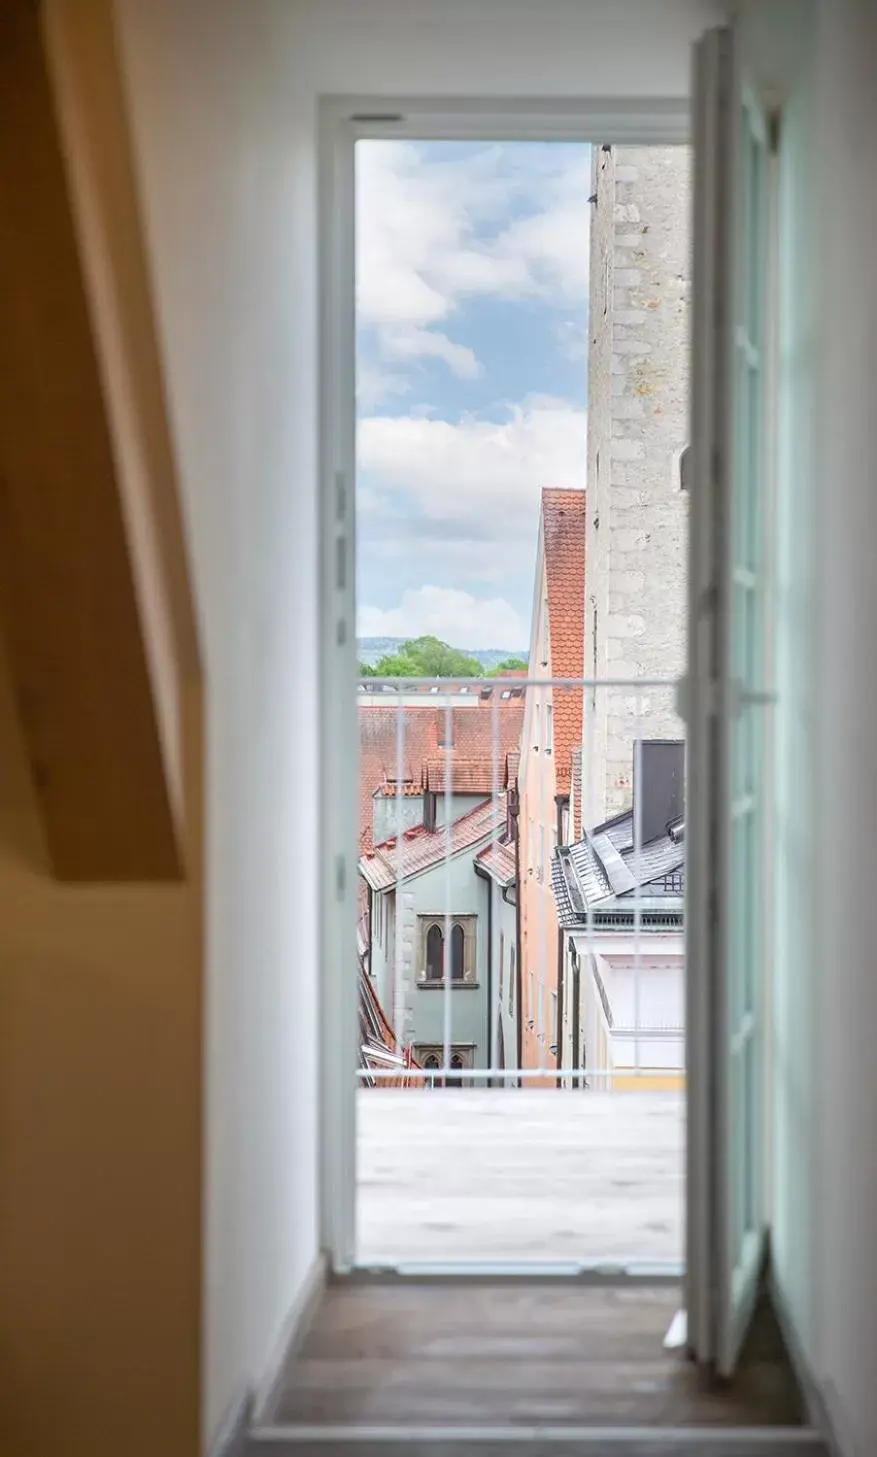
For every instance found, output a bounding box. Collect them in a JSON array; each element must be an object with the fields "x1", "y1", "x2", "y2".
[
  {"x1": 269, "y1": 1280, "x2": 805, "y2": 1433},
  {"x1": 356, "y1": 1089, "x2": 684, "y2": 1267}
]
